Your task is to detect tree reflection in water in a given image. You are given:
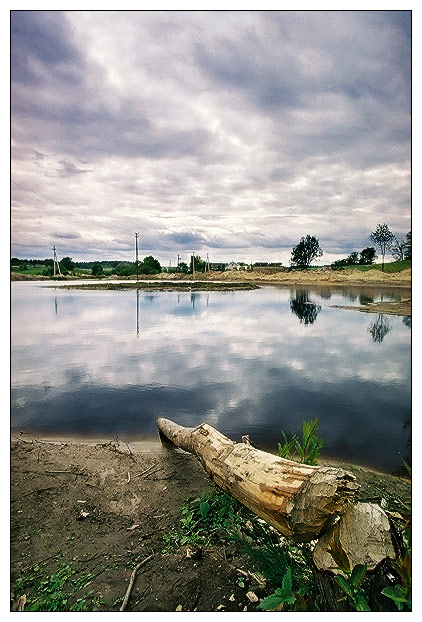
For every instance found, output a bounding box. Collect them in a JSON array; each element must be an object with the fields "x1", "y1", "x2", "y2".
[
  {"x1": 402, "y1": 315, "x2": 411, "y2": 329},
  {"x1": 368, "y1": 314, "x2": 392, "y2": 343},
  {"x1": 290, "y1": 290, "x2": 321, "y2": 325}
]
